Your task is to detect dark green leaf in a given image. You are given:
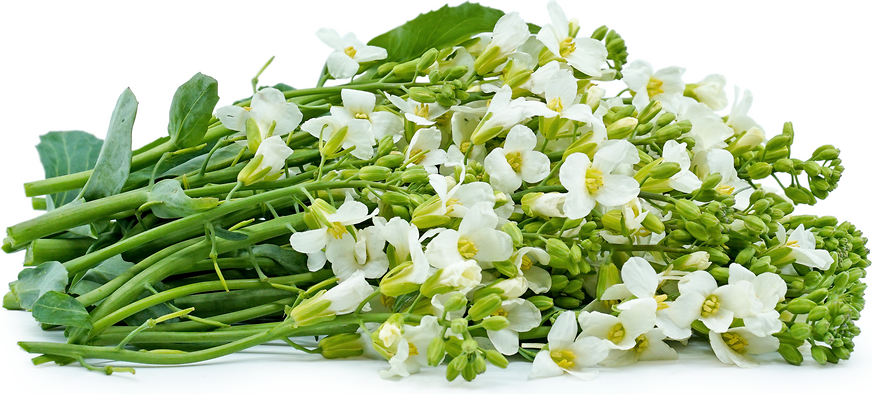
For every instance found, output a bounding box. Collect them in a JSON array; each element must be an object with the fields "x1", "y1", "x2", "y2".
[
  {"x1": 213, "y1": 227, "x2": 249, "y2": 241},
  {"x1": 69, "y1": 256, "x2": 134, "y2": 296},
  {"x1": 249, "y1": 244, "x2": 307, "y2": 274},
  {"x1": 31, "y1": 291, "x2": 92, "y2": 329},
  {"x1": 81, "y1": 88, "x2": 138, "y2": 201},
  {"x1": 10, "y1": 261, "x2": 69, "y2": 310},
  {"x1": 147, "y1": 179, "x2": 219, "y2": 219},
  {"x1": 168, "y1": 73, "x2": 220, "y2": 149},
  {"x1": 368, "y1": 2, "x2": 506, "y2": 63},
  {"x1": 35, "y1": 131, "x2": 103, "y2": 208}
]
